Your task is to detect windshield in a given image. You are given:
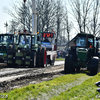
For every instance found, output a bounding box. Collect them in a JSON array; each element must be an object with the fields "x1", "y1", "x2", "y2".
[
  {"x1": 19, "y1": 35, "x2": 25, "y2": 45},
  {"x1": 19, "y1": 35, "x2": 31, "y2": 47},
  {"x1": 0, "y1": 35, "x2": 14, "y2": 43},
  {"x1": 76, "y1": 37, "x2": 86, "y2": 47}
]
